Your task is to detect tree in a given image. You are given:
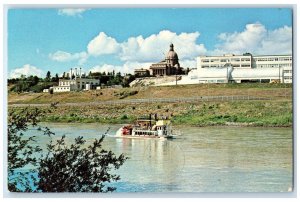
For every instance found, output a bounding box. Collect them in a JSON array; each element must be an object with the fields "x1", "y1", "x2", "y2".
[
  {"x1": 13, "y1": 79, "x2": 30, "y2": 93},
  {"x1": 27, "y1": 75, "x2": 39, "y2": 86},
  {"x1": 38, "y1": 135, "x2": 127, "y2": 192},
  {"x1": 122, "y1": 74, "x2": 136, "y2": 87},
  {"x1": 8, "y1": 107, "x2": 128, "y2": 192},
  {"x1": 62, "y1": 72, "x2": 66, "y2": 79},
  {"x1": 116, "y1": 72, "x2": 122, "y2": 78},
  {"x1": 46, "y1": 71, "x2": 51, "y2": 82},
  {"x1": 51, "y1": 73, "x2": 59, "y2": 82},
  {"x1": 8, "y1": 107, "x2": 53, "y2": 192}
]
